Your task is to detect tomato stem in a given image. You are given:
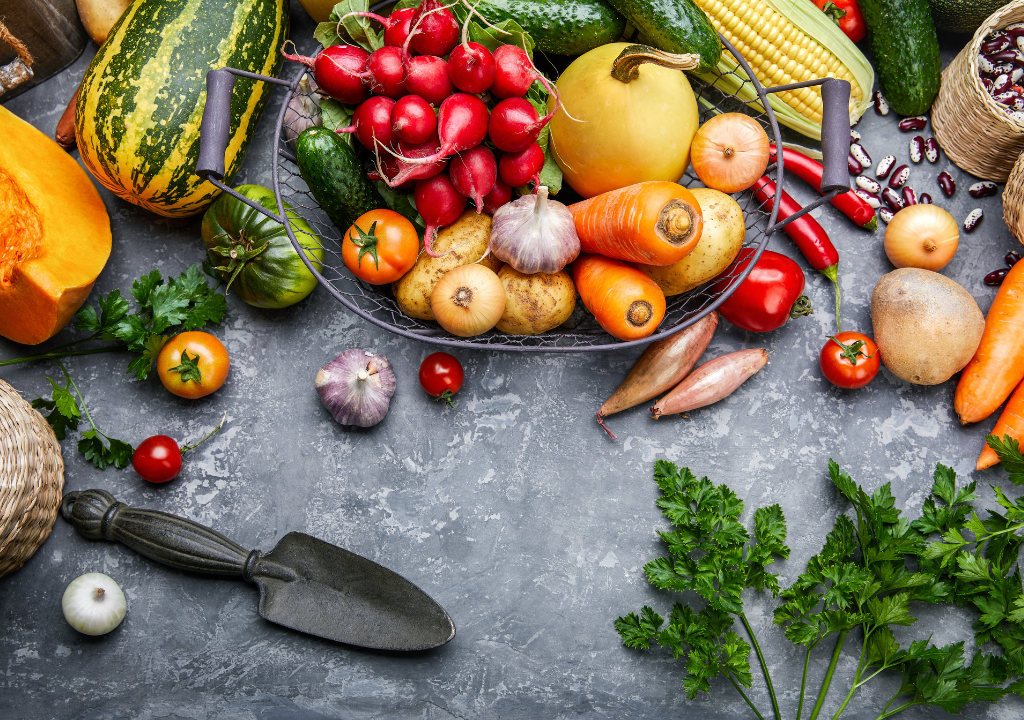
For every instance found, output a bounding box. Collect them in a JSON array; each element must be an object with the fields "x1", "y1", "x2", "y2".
[
  {"x1": 790, "y1": 295, "x2": 814, "y2": 319},
  {"x1": 180, "y1": 411, "x2": 228, "y2": 454},
  {"x1": 434, "y1": 389, "x2": 457, "y2": 409}
]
